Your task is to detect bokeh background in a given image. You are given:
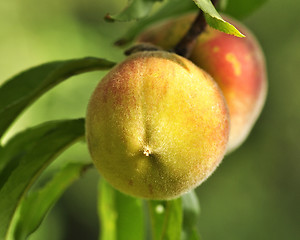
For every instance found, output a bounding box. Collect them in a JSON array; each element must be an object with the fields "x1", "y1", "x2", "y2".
[{"x1": 0, "y1": 0, "x2": 299, "y2": 239}]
